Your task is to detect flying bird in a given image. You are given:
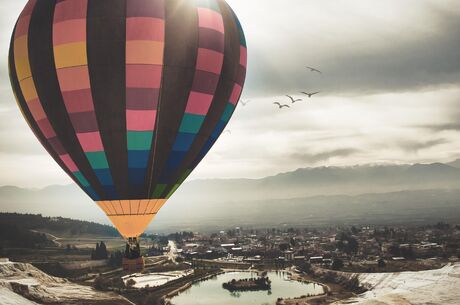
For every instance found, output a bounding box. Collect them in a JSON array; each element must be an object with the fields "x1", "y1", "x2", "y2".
[
  {"x1": 286, "y1": 95, "x2": 302, "y2": 103},
  {"x1": 273, "y1": 102, "x2": 290, "y2": 109},
  {"x1": 240, "y1": 99, "x2": 251, "y2": 106},
  {"x1": 301, "y1": 91, "x2": 320, "y2": 98},
  {"x1": 306, "y1": 66, "x2": 322, "y2": 74}
]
